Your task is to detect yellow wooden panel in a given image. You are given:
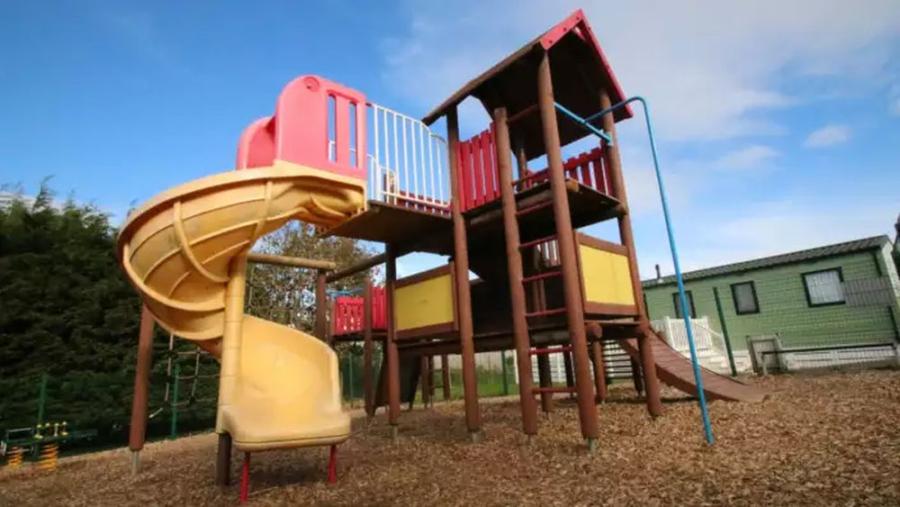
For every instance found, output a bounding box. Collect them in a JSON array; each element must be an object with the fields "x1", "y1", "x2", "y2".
[
  {"x1": 579, "y1": 245, "x2": 636, "y2": 306},
  {"x1": 394, "y1": 273, "x2": 454, "y2": 331}
]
